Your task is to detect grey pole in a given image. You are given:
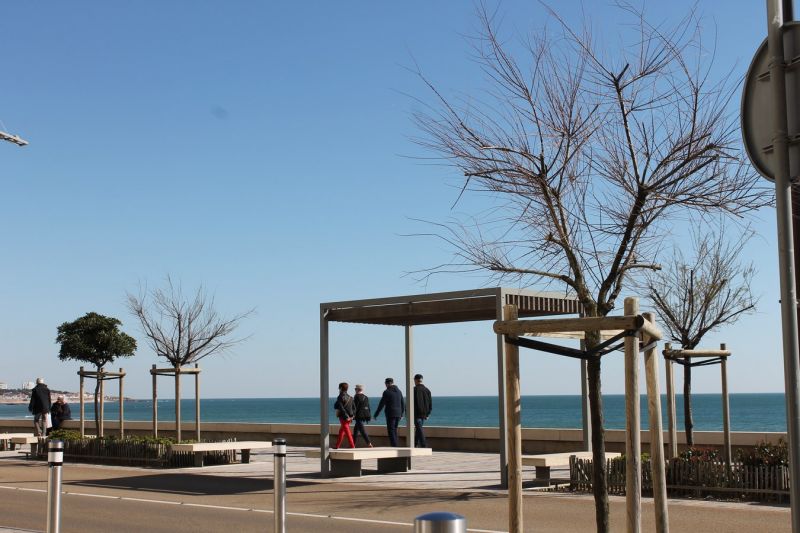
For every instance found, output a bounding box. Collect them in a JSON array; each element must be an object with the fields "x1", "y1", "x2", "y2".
[
  {"x1": 766, "y1": 2, "x2": 800, "y2": 531},
  {"x1": 47, "y1": 440, "x2": 64, "y2": 533},
  {"x1": 273, "y1": 438, "x2": 287, "y2": 533},
  {"x1": 414, "y1": 512, "x2": 466, "y2": 533},
  {"x1": 320, "y1": 308, "x2": 330, "y2": 477},
  {"x1": 405, "y1": 325, "x2": 415, "y2": 450}
]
